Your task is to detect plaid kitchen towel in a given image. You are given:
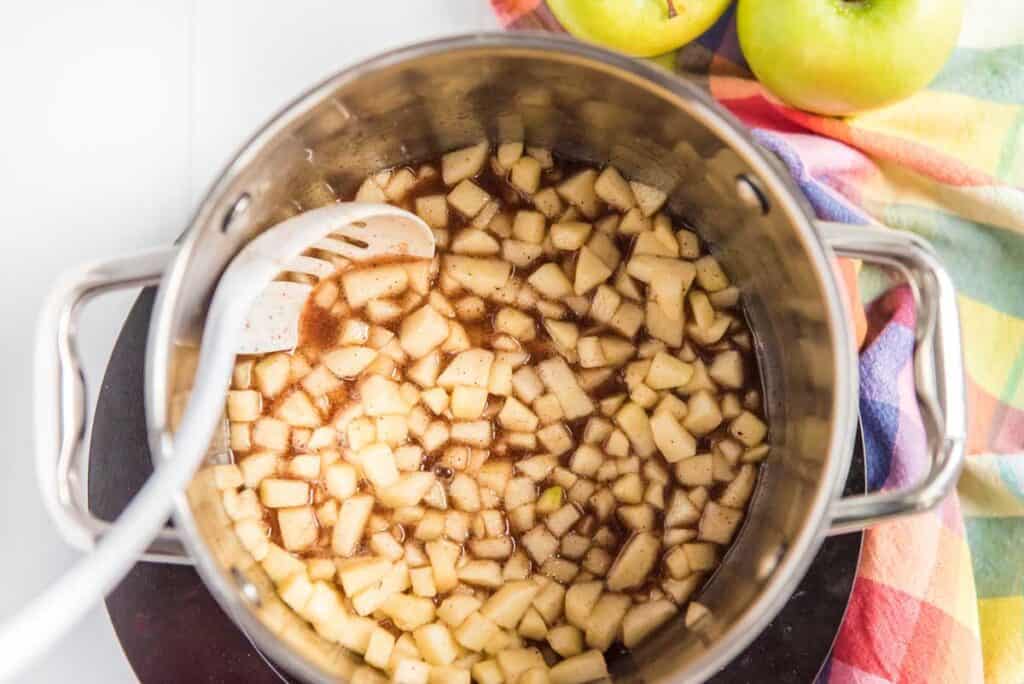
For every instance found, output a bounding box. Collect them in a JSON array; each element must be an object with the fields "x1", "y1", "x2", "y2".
[{"x1": 492, "y1": 1, "x2": 1024, "y2": 682}]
